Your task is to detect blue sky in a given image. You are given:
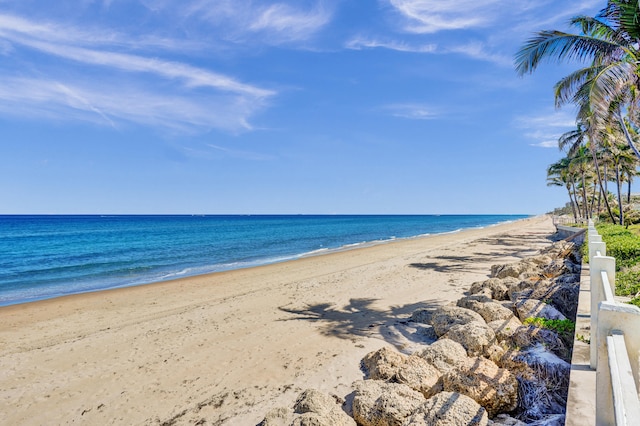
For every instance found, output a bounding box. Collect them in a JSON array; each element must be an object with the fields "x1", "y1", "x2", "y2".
[{"x1": 0, "y1": 0, "x2": 603, "y2": 214}]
